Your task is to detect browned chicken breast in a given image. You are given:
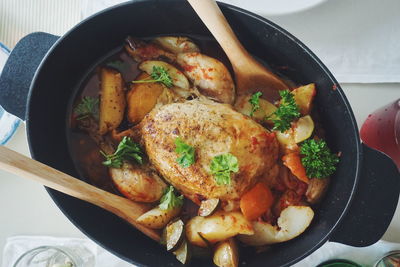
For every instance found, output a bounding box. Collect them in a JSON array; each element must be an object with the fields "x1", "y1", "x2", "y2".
[{"x1": 140, "y1": 100, "x2": 279, "y2": 203}]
